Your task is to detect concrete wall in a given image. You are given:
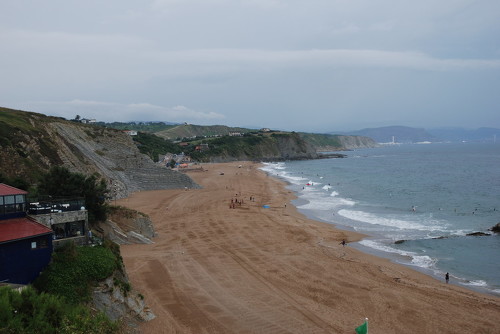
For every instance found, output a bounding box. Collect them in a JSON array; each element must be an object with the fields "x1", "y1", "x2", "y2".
[
  {"x1": 32, "y1": 210, "x2": 88, "y2": 226},
  {"x1": 29, "y1": 210, "x2": 90, "y2": 247}
]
